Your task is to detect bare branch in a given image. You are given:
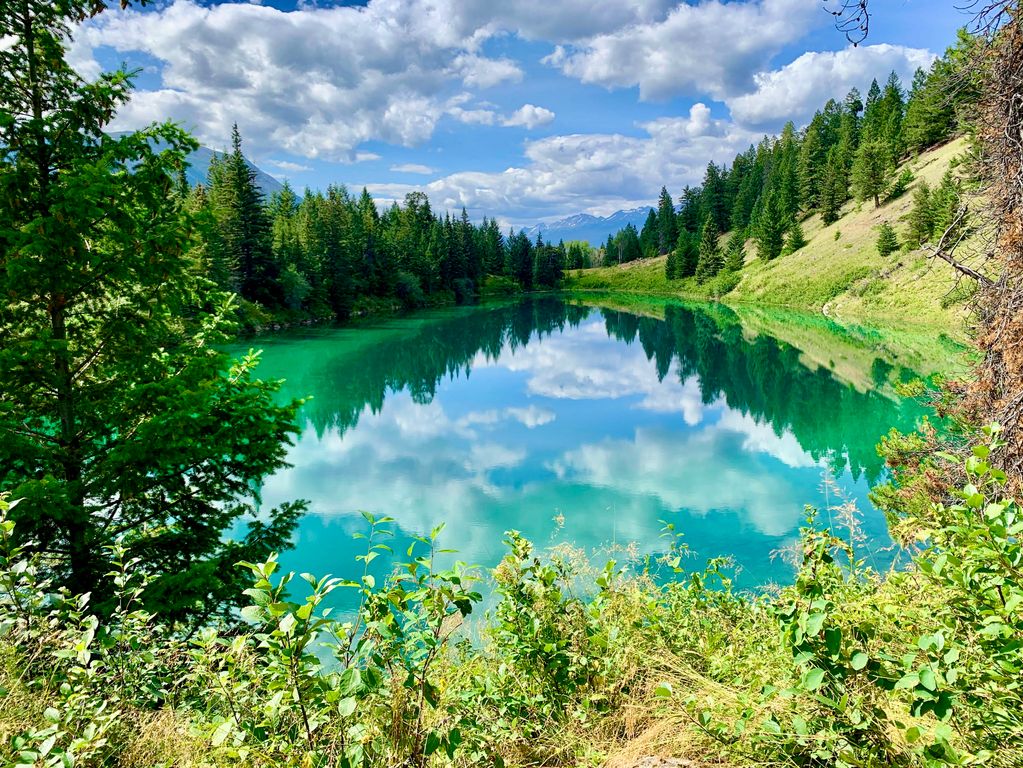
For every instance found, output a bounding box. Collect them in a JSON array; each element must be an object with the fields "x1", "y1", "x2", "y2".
[{"x1": 926, "y1": 204, "x2": 995, "y2": 286}]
